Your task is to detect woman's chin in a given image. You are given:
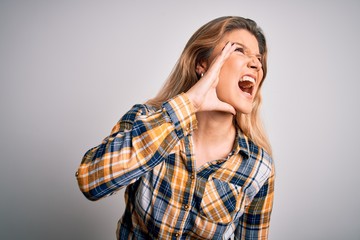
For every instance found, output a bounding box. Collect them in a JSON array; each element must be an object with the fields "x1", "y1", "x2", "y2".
[{"x1": 235, "y1": 105, "x2": 252, "y2": 115}]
